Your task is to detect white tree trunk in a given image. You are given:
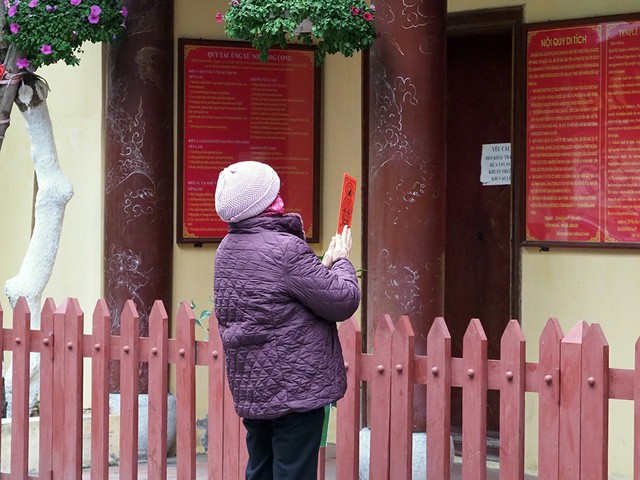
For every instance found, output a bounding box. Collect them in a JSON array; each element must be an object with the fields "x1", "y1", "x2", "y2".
[{"x1": 4, "y1": 99, "x2": 73, "y2": 416}]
